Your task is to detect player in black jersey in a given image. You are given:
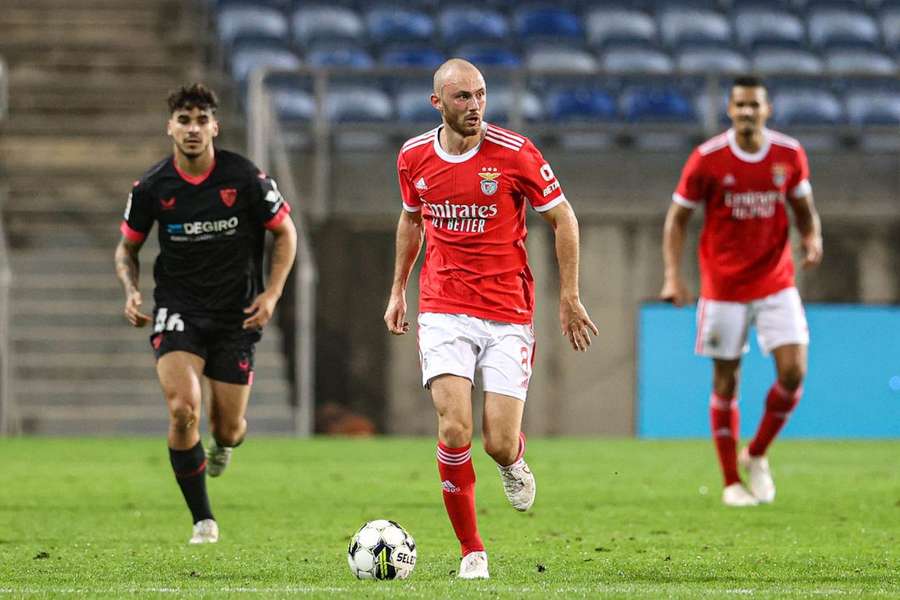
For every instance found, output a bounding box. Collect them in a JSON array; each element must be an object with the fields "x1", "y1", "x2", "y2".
[{"x1": 114, "y1": 83, "x2": 297, "y2": 544}]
